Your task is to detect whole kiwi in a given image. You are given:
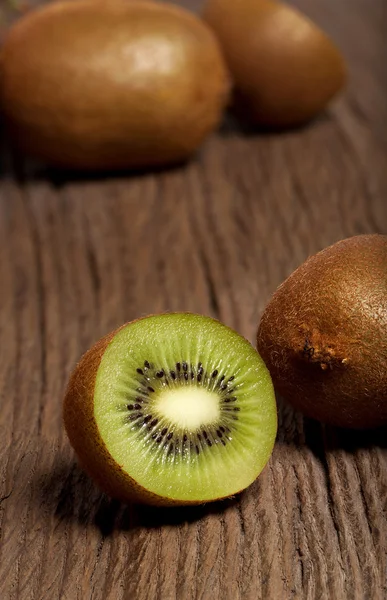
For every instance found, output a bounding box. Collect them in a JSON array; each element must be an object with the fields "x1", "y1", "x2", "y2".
[
  {"x1": 0, "y1": 0, "x2": 229, "y2": 170},
  {"x1": 203, "y1": 0, "x2": 346, "y2": 127},
  {"x1": 257, "y1": 235, "x2": 387, "y2": 429}
]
